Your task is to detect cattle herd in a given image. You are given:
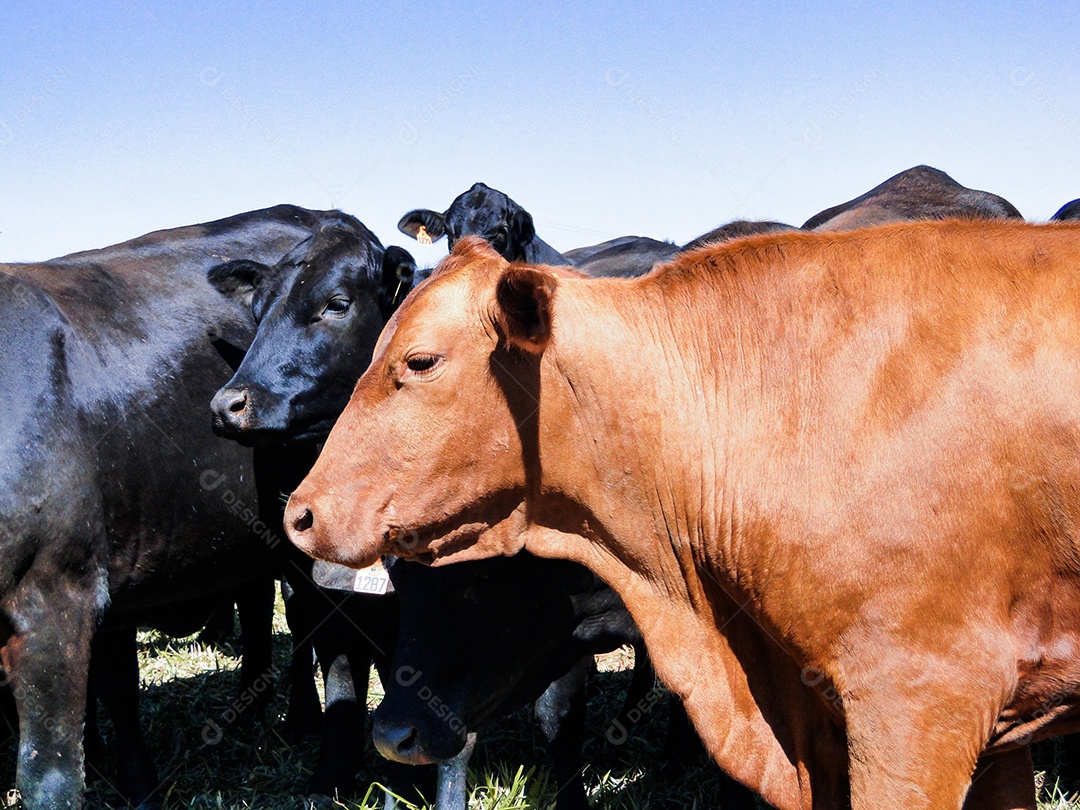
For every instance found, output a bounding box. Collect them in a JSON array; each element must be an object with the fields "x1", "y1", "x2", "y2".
[{"x1": 1, "y1": 165, "x2": 1079, "y2": 810}]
